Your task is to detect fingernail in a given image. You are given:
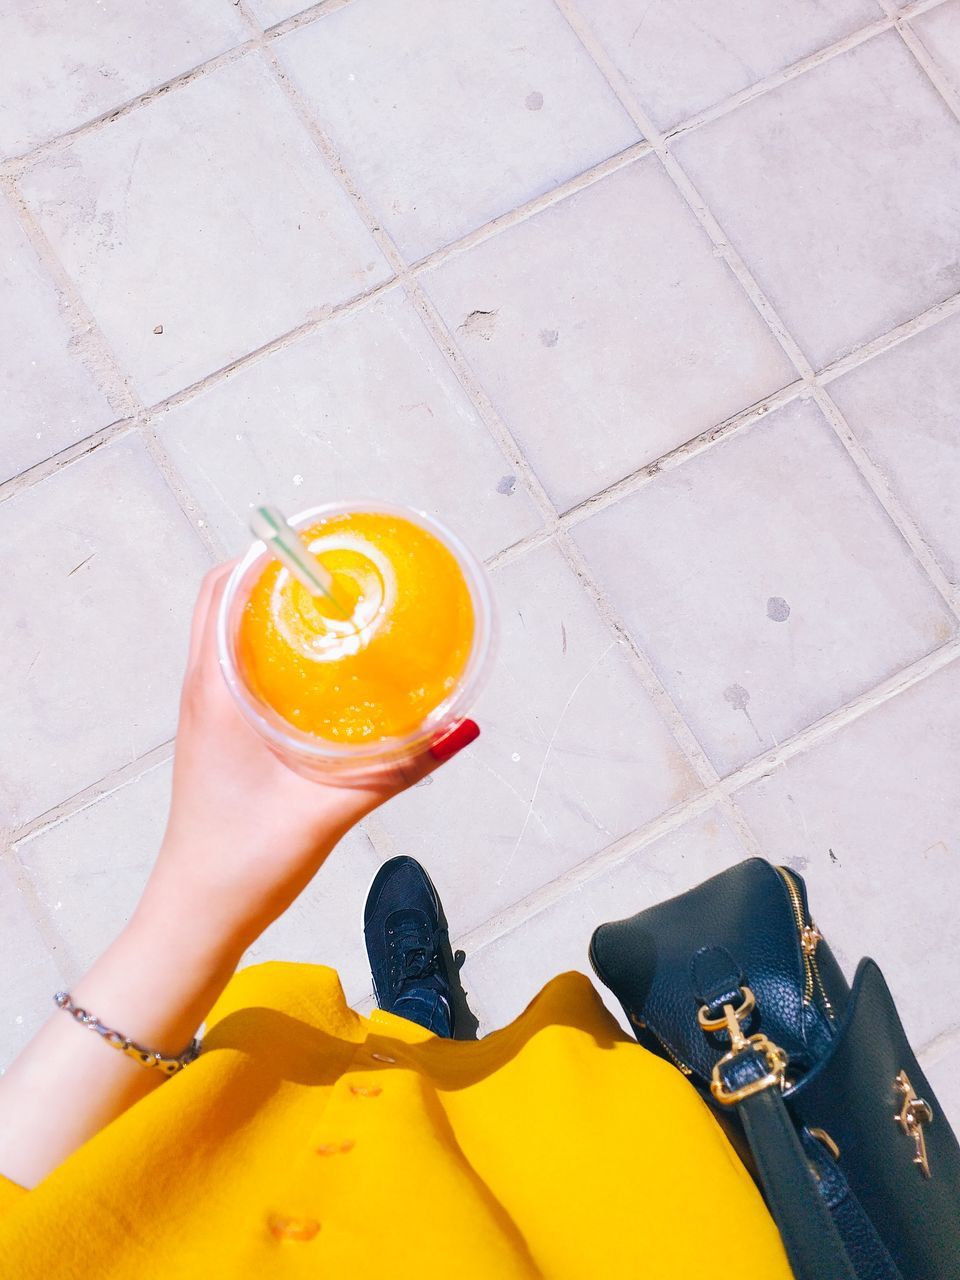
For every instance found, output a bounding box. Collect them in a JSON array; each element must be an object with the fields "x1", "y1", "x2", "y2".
[{"x1": 429, "y1": 719, "x2": 480, "y2": 763}]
